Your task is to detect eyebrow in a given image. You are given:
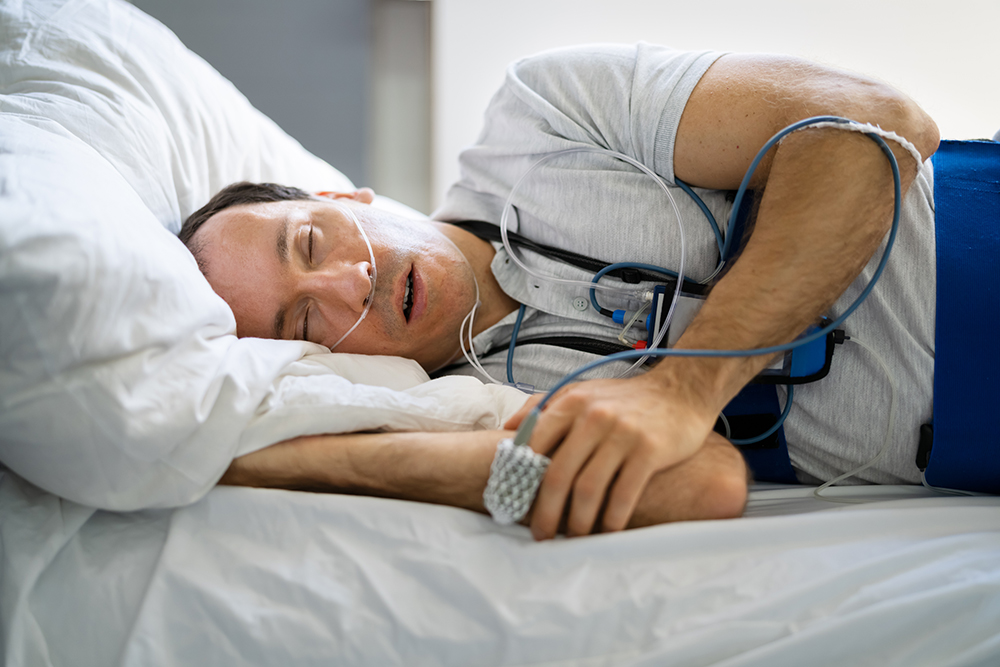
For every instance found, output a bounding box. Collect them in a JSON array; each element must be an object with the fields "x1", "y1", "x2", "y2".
[
  {"x1": 273, "y1": 220, "x2": 291, "y2": 338},
  {"x1": 276, "y1": 219, "x2": 290, "y2": 265}
]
